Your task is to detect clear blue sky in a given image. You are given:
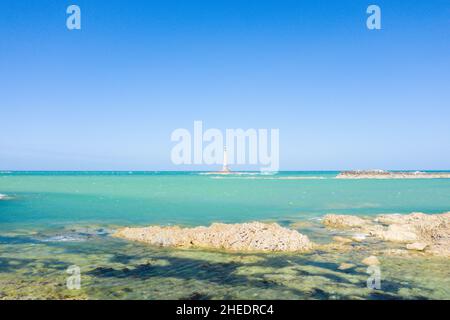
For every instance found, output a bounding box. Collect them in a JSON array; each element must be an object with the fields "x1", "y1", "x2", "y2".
[{"x1": 0, "y1": 0, "x2": 449, "y2": 170}]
